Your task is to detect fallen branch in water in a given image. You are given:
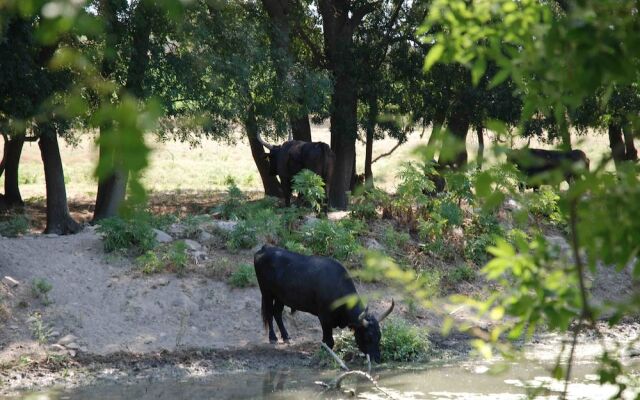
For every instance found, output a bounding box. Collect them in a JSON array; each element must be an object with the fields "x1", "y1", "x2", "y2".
[{"x1": 317, "y1": 343, "x2": 397, "y2": 399}]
